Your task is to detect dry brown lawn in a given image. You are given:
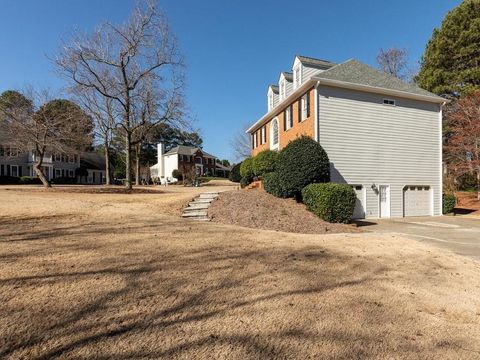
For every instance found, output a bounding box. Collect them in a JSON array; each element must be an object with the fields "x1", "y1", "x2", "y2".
[{"x1": 1, "y1": 184, "x2": 480, "y2": 359}]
